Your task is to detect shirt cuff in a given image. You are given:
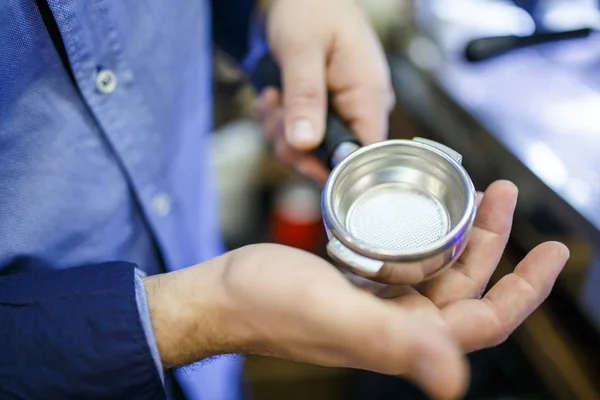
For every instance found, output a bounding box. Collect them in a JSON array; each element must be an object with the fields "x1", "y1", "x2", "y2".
[
  {"x1": 0, "y1": 260, "x2": 166, "y2": 399},
  {"x1": 134, "y1": 268, "x2": 165, "y2": 384}
]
